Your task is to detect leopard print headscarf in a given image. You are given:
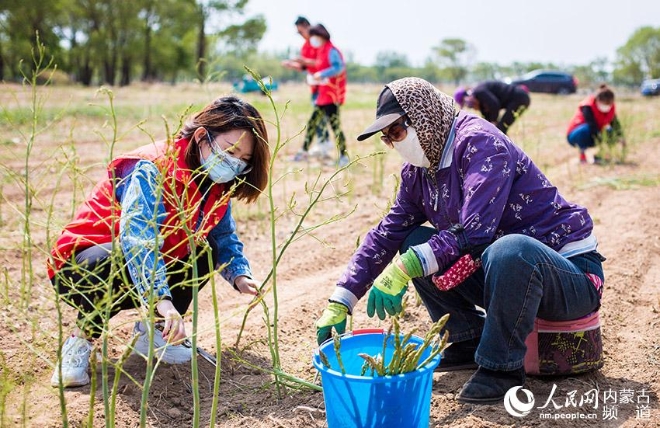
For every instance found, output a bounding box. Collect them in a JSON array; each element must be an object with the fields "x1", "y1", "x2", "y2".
[{"x1": 386, "y1": 77, "x2": 456, "y2": 171}]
